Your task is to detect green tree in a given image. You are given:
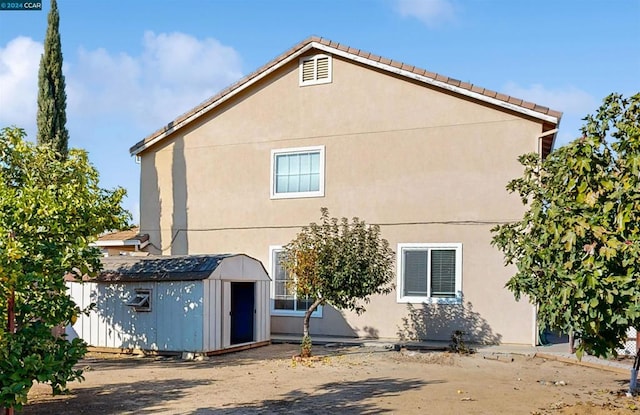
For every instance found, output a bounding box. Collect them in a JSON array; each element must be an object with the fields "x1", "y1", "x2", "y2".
[
  {"x1": 36, "y1": 0, "x2": 69, "y2": 158},
  {"x1": 0, "y1": 127, "x2": 131, "y2": 410},
  {"x1": 281, "y1": 208, "x2": 395, "y2": 357},
  {"x1": 491, "y1": 93, "x2": 640, "y2": 359}
]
